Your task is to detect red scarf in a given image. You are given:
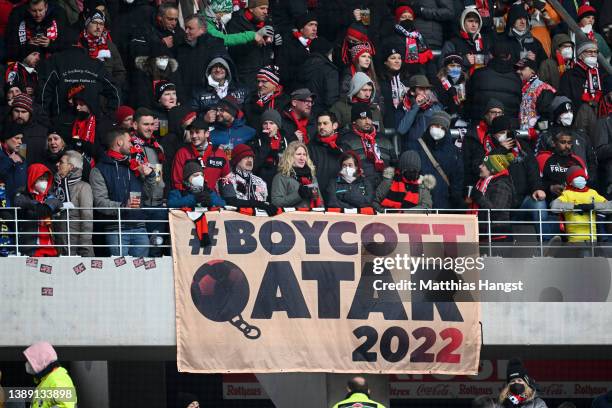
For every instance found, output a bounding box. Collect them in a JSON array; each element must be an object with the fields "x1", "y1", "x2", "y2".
[
  {"x1": 394, "y1": 24, "x2": 433, "y2": 65},
  {"x1": 256, "y1": 87, "x2": 283, "y2": 109},
  {"x1": 244, "y1": 9, "x2": 265, "y2": 29},
  {"x1": 459, "y1": 30, "x2": 483, "y2": 52},
  {"x1": 353, "y1": 126, "x2": 384, "y2": 171},
  {"x1": 192, "y1": 143, "x2": 214, "y2": 170},
  {"x1": 576, "y1": 60, "x2": 603, "y2": 104},
  {"x1": 352, "y1": 96, "x2": 371, "y2": 104},
  {"x1": 318, "y1": 132, "x2": 339, "y2": 150},
  {"x1": 292, "y1": 30, "x2": 312, "y2": 49},
  {"x1": 380, "y1": 171, "x2": 420, "y2": 208},
  {"x1": 72, "y1": 115, "x2": 96, "y2": 144},
  {"x1": 107, "y1": 149, "x2": 129, "y2": 162},
  {"x1": 555, "y1": 50, "x2": 572, "y2": 76},
  {"x1": 475, "y1": 169, "x2": 509, "y2": 194},
  {"x1": 130, "y1": 133, "x2": 165, "y2": 176},
  {"x1": 80, "y1": 29, "x2": 111, "y2": 59},
  {"x1": 294, "y1": 170, "x2": 323, "y2": 208},
  {"x1": 265, "y1": 132, "x2": 285, "y2": 166},
  {"x1": 284, "y1": 110, "x2": 310, "y2": 144}
]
